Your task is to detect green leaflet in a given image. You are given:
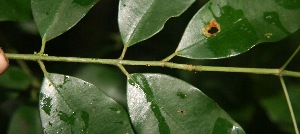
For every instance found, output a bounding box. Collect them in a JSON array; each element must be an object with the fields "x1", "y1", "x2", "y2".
[
  {"x1": 176, "y1": 0, "x2": 300, "y2": 59},
  {"x1": 127, "y1": 73, "x2": 245, "y2": 133},
  {"x1": 40, "y1": 73, "x2": 134, "y2": 133},
  {"x1": 118, "y1": 0, "x2": 195, "y2": 46},
  {"x1": 31, "y1": 0, "x2": 100, "y2": 41}
]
